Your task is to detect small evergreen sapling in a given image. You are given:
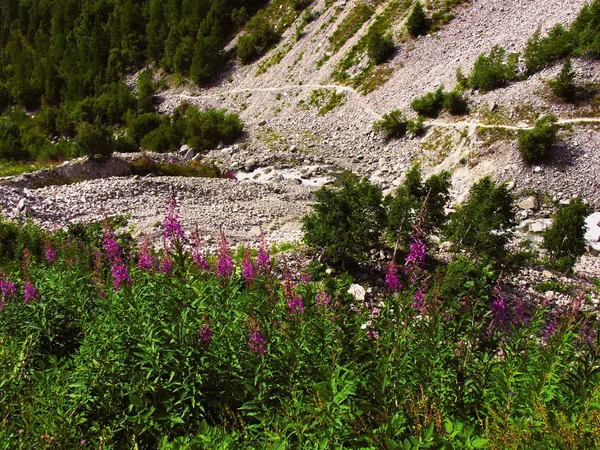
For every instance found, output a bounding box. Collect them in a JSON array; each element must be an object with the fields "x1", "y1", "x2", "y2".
[
  {"x1": 406, "y1": 1, "x2": 428, "y2": 38},
  {"x1": 543, "y1": 197, "x2": 591, "y2": 271},
  {"x1": 551, "y1": 57, "x2": 577, "y2": 101}
]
